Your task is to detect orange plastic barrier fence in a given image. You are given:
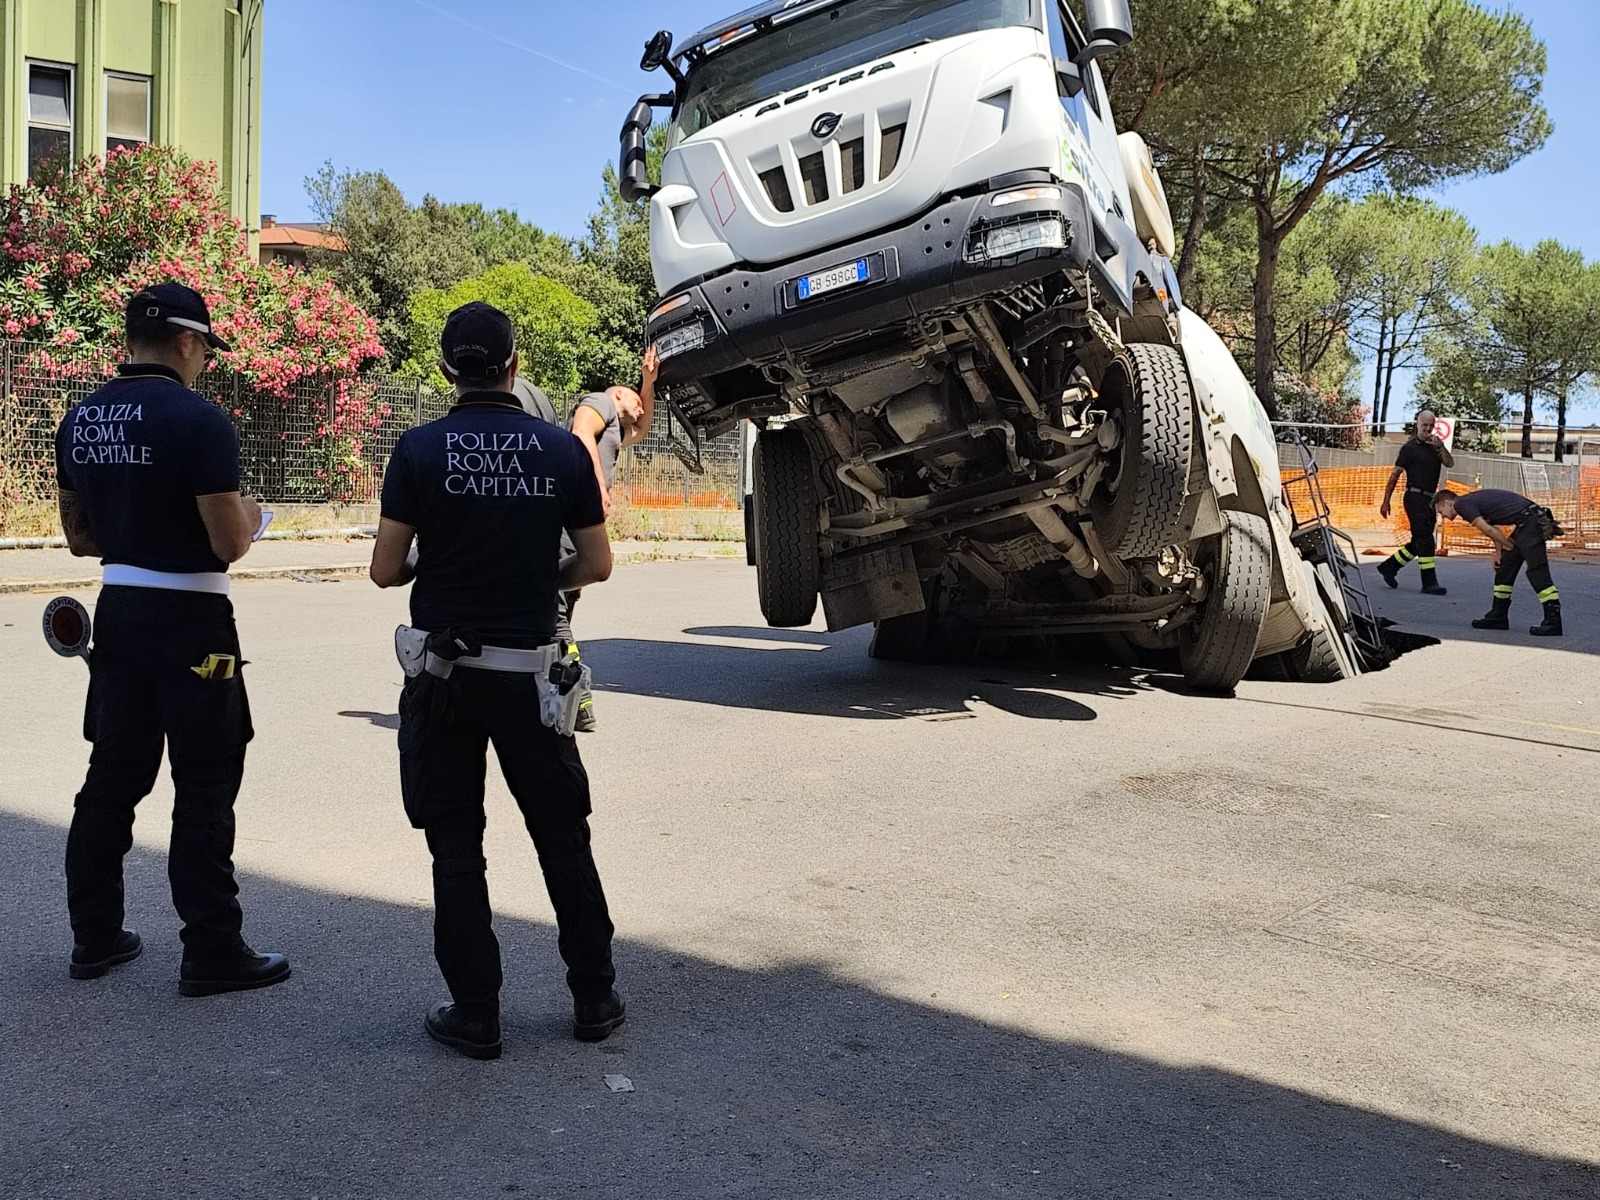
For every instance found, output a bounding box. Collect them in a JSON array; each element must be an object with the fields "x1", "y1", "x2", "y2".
[{"x1": 619, "y1": 487, "x2": 739, "y2": 510}]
